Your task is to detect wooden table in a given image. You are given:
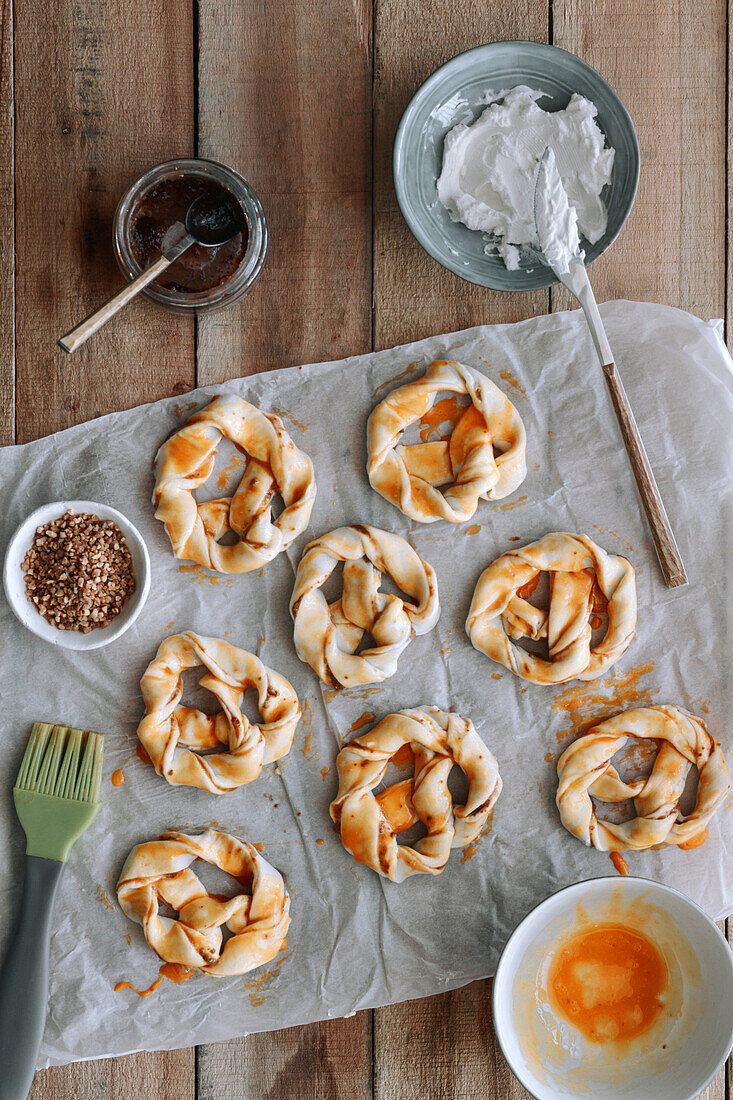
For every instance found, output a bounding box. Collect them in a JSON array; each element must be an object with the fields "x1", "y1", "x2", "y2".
[{"x1": 4, "y1": 1, "x2": 729, "y2": 1096}]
